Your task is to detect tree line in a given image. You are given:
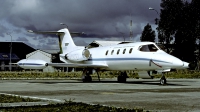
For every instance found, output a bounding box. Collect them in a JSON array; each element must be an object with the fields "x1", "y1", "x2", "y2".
[{"x1": 140, "y1": 0, "x2": 200, "y2": 68}]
